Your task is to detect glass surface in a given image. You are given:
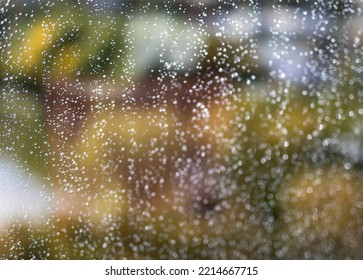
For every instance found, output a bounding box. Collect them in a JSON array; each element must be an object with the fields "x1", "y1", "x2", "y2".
[{"x1": 0, "y1": 0, "x2": 363, "y2": 259}]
